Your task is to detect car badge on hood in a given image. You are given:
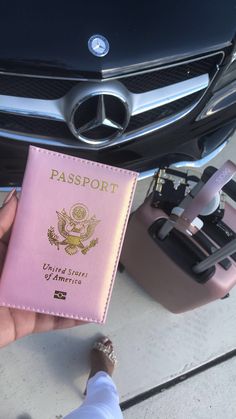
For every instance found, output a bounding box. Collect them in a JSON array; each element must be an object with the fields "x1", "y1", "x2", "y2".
[{"x1": 88, "y1": 34, "x2": 110, "y2": 57}]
